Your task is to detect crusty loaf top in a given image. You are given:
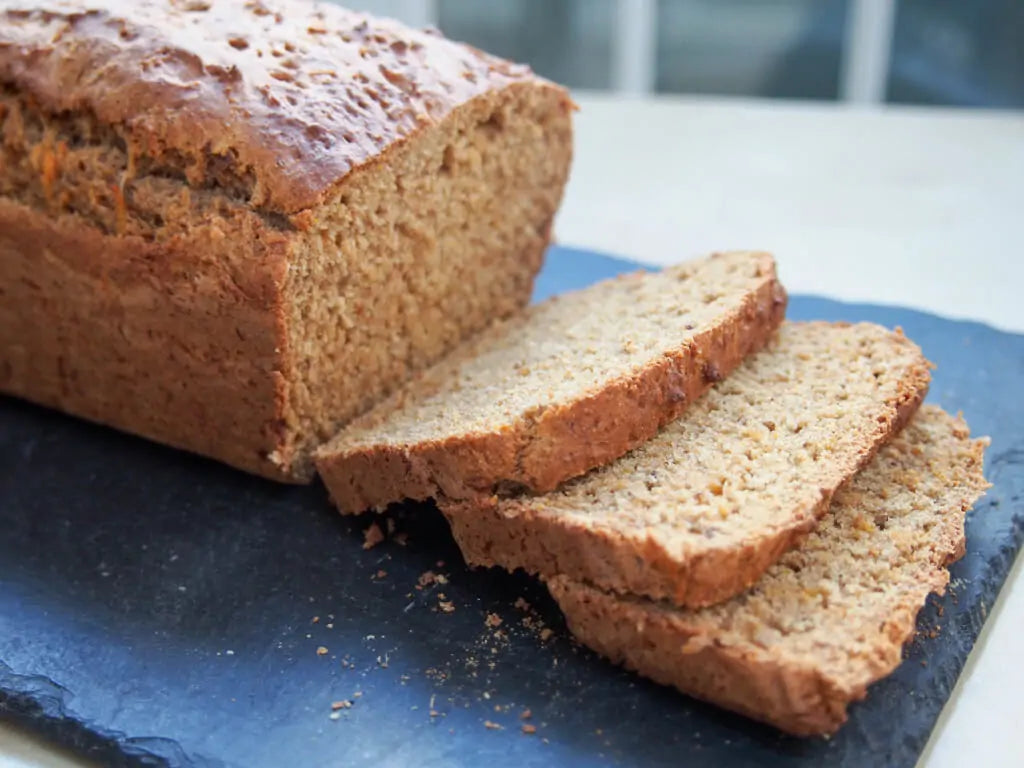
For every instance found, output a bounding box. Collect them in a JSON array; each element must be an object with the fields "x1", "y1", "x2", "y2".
[{"x1": 0, "y1": 0, "x2": 542, "y2": 213}]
